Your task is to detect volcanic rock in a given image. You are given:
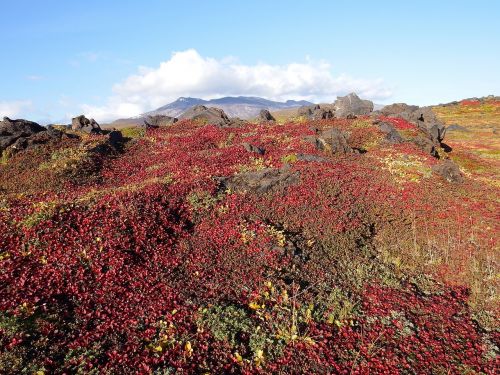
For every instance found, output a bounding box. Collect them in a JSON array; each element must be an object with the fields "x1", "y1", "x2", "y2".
[
  {"x1": 144, "y1": 115, "x2": 178, "y2": 128},
  {"x1": 298, "y1": 105, "x2": 334, "y2": 120},
  {"x1": 71, "y1": 115, "x2": 102, "y2": 134},
  {"x1": 179, "y1": 105, "x2": 231, "y2": 126},
  {"x1": 295, "y1": 154, "x2": 330, "y2": 162},
  {"x1": 376, "y1": 121, "x2": 403, "y2": 143},
  {"x1": 312, "y1": 108, "x2": 334, "y2": 120},
  {"x1": 333, "y1": 93, "x2": 374, "y2": 118},
  {"x1": 432, "y1": 160, "x2": 464, "y2": 183},
  {"x1": 216, "y1": 166, "x2": 300, "y2": 194},
  {"x1": 258, "y1": 109, "x2": 276, "y2": 122},
  {"x1": 312, "y1": 128, "x2": 352, "y2": 154},
  {"x1": 0, "y1": 117, "x2": 64, "y2": 154},
  {"x1": 410, "y1": 107, "x2": 447, "y2": 143},
  {"x1": 298, "y1": 105, "x2": 319, "y2": 118},
  {"x1": 242, "y1": 142, "x2": 265, "y2": 155},
  {"x1": 380, "y1": 103, "x2": 419, "y2": 116}
]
